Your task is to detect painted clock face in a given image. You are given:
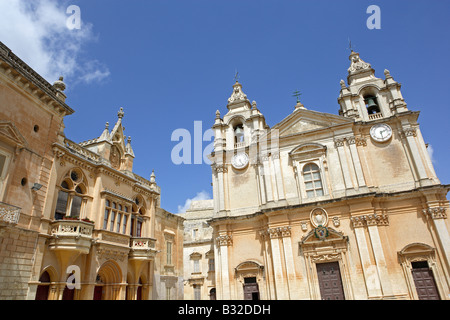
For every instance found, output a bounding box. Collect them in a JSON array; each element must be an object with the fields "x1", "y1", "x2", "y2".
[
  {"x1": 370, "y1": 123, "x2": 392, "y2": 142},
  {"x1": 231, "y1": 153, "x2": 249, "y2": 169}
]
